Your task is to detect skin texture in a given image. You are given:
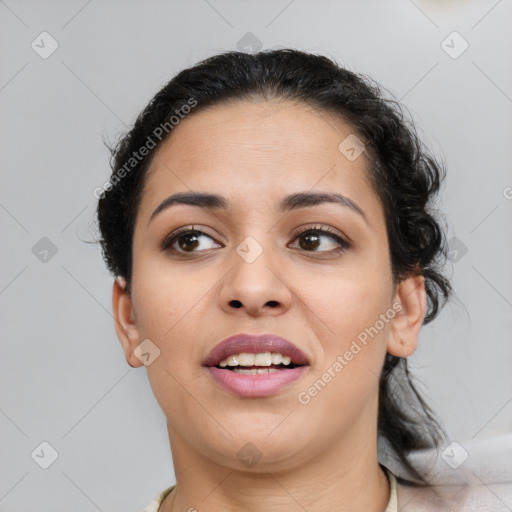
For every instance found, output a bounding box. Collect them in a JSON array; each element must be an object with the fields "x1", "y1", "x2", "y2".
[{"x1": 112, "y1": 99, "x2": 427, "y2": 512}]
